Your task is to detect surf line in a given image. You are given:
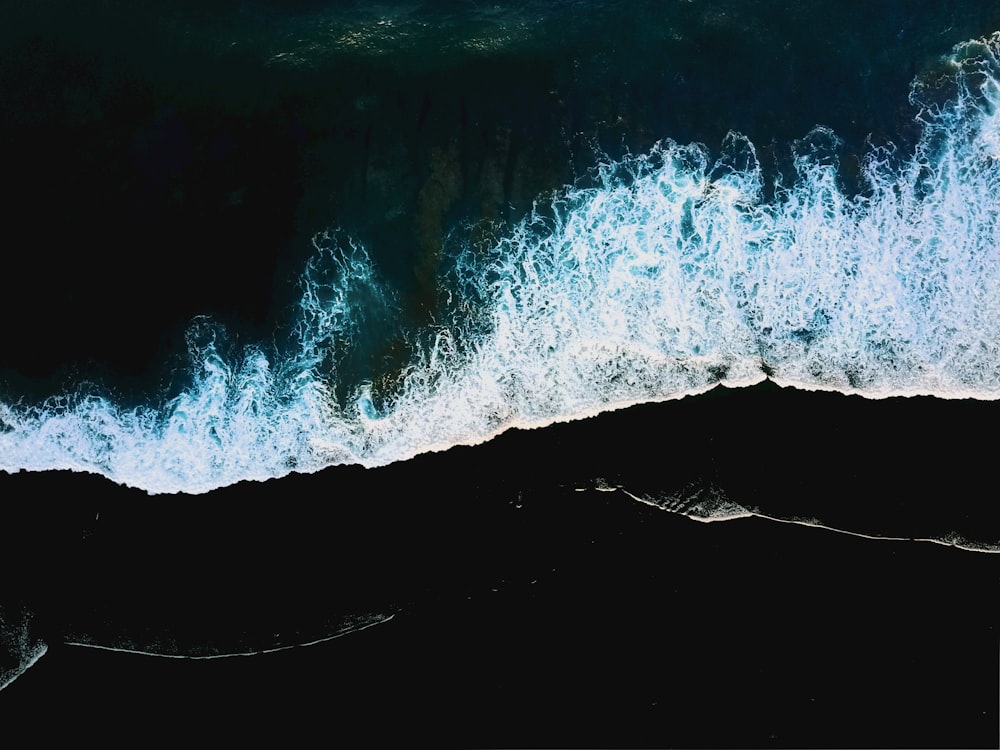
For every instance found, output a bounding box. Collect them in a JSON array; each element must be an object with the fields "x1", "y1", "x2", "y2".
[
  {"x1": 612, "y1": 488, "x2": 999, "y2": 554},
  {"x1": 62, "y1": 613, "x2": 394, "y2": 660}
]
